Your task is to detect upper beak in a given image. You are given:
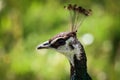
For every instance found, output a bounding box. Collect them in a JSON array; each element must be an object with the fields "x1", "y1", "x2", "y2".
[{"x1": 37, "y1": 41, "x2": 50, "y2": 49}]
